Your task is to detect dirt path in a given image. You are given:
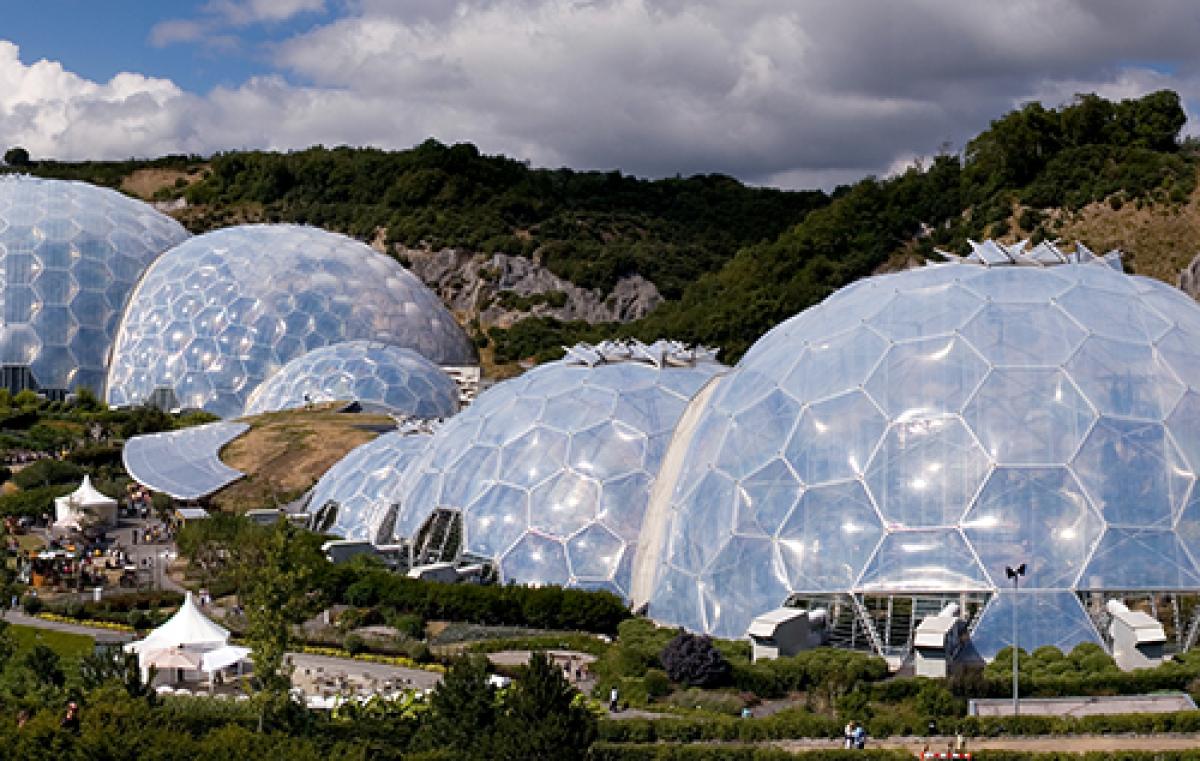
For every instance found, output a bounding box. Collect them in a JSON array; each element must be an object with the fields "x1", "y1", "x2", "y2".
[{"x1": 775, "y1": 733, "x2": 1200, "y2": 753}]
